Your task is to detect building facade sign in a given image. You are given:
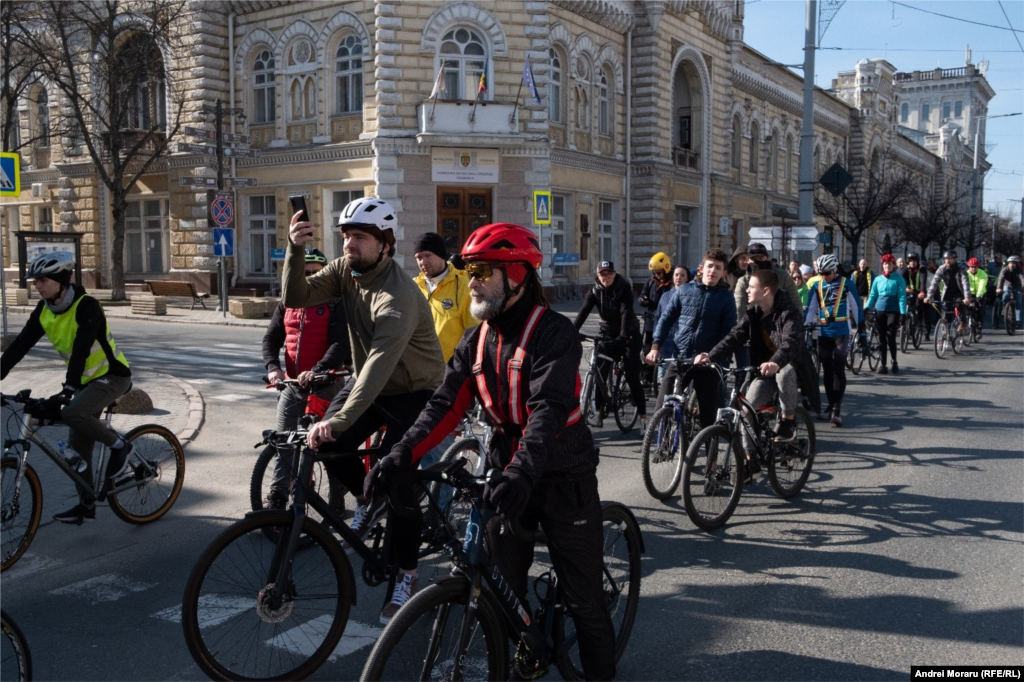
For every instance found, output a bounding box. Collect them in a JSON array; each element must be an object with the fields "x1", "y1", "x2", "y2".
[{"x1": 431, "y1": 148, "x2": 500, "y2": 184}]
